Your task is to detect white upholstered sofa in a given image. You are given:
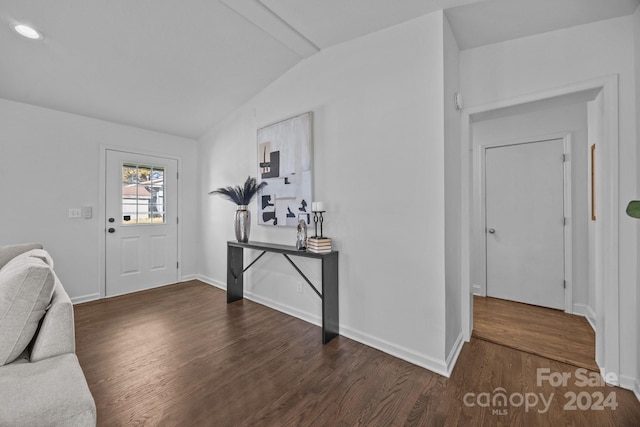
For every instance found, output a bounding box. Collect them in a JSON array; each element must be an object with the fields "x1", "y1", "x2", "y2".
[{"x1": 0, "y1": 243, "x2": 96, "y2": 426}]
